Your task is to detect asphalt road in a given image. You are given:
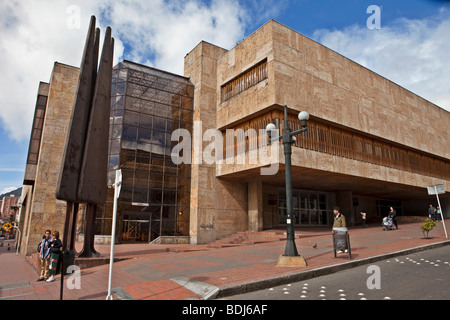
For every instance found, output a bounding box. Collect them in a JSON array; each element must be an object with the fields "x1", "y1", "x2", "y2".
[{"x1": 223, "y1": 245, "x2": 450, "y2": 300}]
